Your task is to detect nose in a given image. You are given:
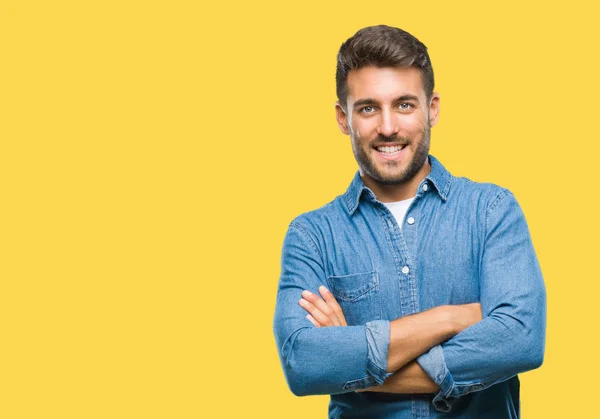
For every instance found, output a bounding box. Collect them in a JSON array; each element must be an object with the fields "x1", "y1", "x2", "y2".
[{"x1": 376, "y1": 108, "x2": 398, "y2": 138}]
